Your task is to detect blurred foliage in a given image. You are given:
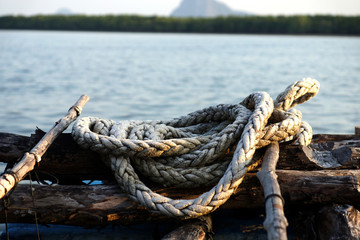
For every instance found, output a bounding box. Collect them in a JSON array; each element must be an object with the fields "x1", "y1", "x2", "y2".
[{"x1": 0, "y1": 15, "x2": 359, "y2": 35}]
